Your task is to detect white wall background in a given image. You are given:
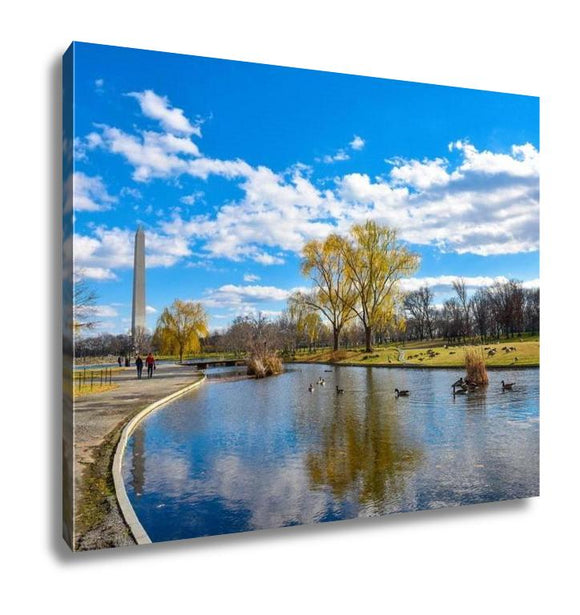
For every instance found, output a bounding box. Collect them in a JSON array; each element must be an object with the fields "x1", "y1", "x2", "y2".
[{"x1": 1, "y1": 1, "x2": 578, "y2": 613}]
